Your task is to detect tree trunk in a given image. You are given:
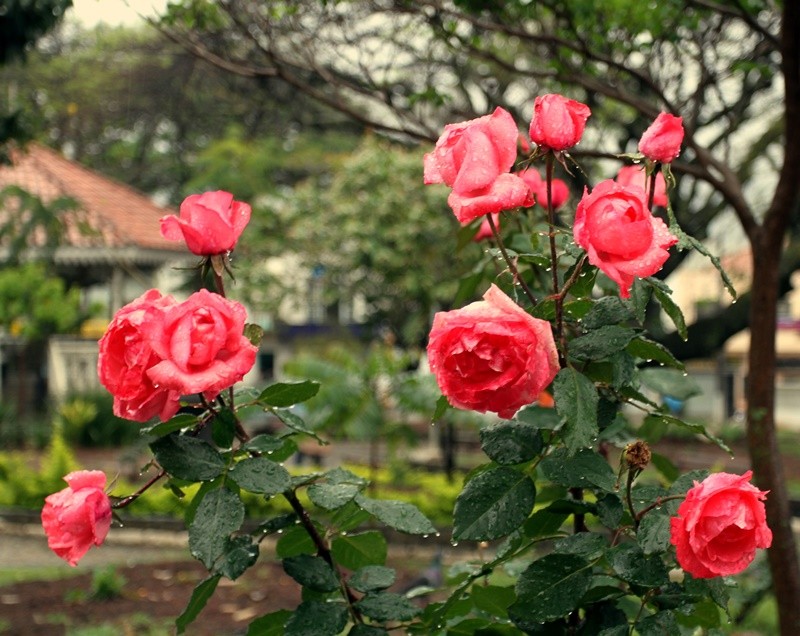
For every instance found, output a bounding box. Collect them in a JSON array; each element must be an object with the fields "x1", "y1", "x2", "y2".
[{"x1": 746, "y1": 236, "x2": 800, "y2": 635}]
